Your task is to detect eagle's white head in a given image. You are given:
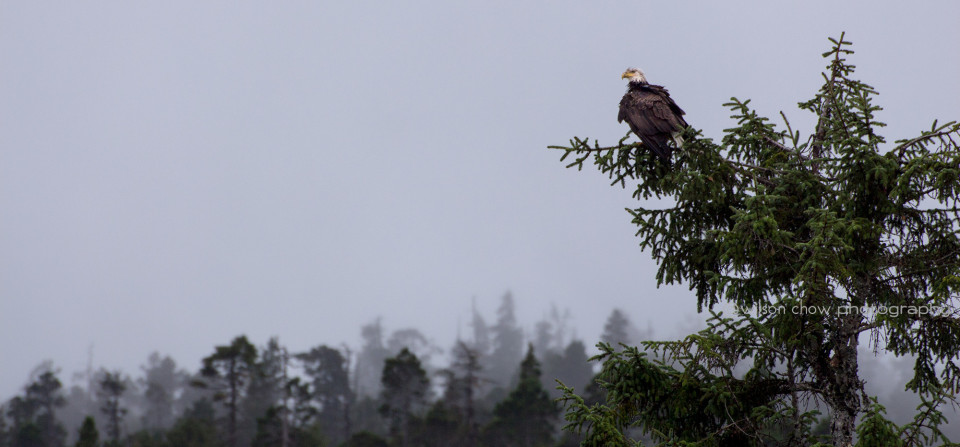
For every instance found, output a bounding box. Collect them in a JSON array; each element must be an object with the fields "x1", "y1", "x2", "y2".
[{"x1": 621, "y1": 67, "x2": 647, "y2": 84}]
